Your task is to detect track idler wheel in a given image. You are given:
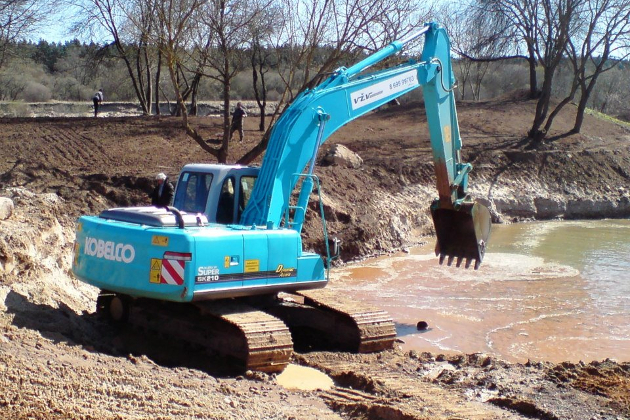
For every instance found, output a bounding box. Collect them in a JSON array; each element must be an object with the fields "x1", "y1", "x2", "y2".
[
  {"x1": 96, "y1": 292, "x2": 131, "y2": 324},
  {"x1": 431, "y1": 200, "x2": 491, "y2": 269}
]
